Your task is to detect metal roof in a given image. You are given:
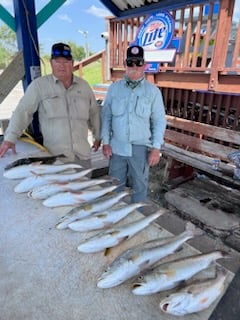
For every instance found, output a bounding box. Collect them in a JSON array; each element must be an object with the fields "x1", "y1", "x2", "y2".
[{"x1": 99, "y1": 0, "x2": 210, "y2": 19}]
